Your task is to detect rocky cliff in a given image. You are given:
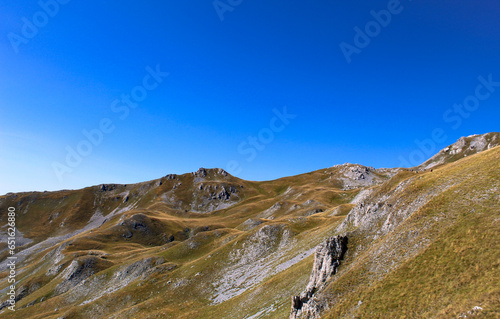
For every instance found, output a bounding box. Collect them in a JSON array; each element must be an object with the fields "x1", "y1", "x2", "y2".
[
  {"x1": 419, "y1": 132, "x2": 499, "y2": 169},
  {"x1": 290, "y1": 235, "x2": 348, "y2": 319}
]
